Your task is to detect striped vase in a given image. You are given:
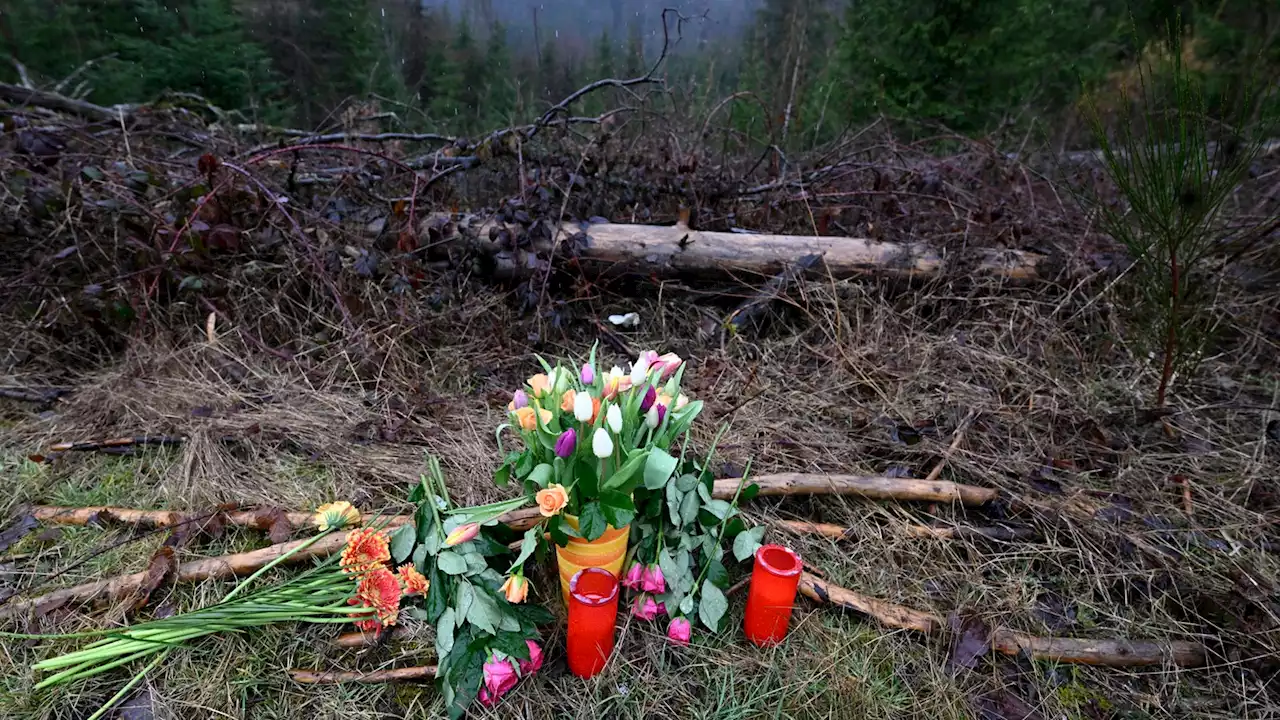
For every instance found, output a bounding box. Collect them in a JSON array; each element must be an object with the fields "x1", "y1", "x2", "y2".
[{"x1": 556, "y1": 514, "x2": 630, "y2": 604}]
